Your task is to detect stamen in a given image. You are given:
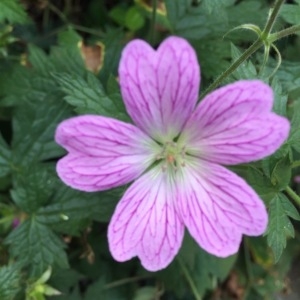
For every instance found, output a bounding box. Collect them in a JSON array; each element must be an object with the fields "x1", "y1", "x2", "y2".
[{"x1": 157, "y1": 140, "x2": 187, "y2": 172}]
